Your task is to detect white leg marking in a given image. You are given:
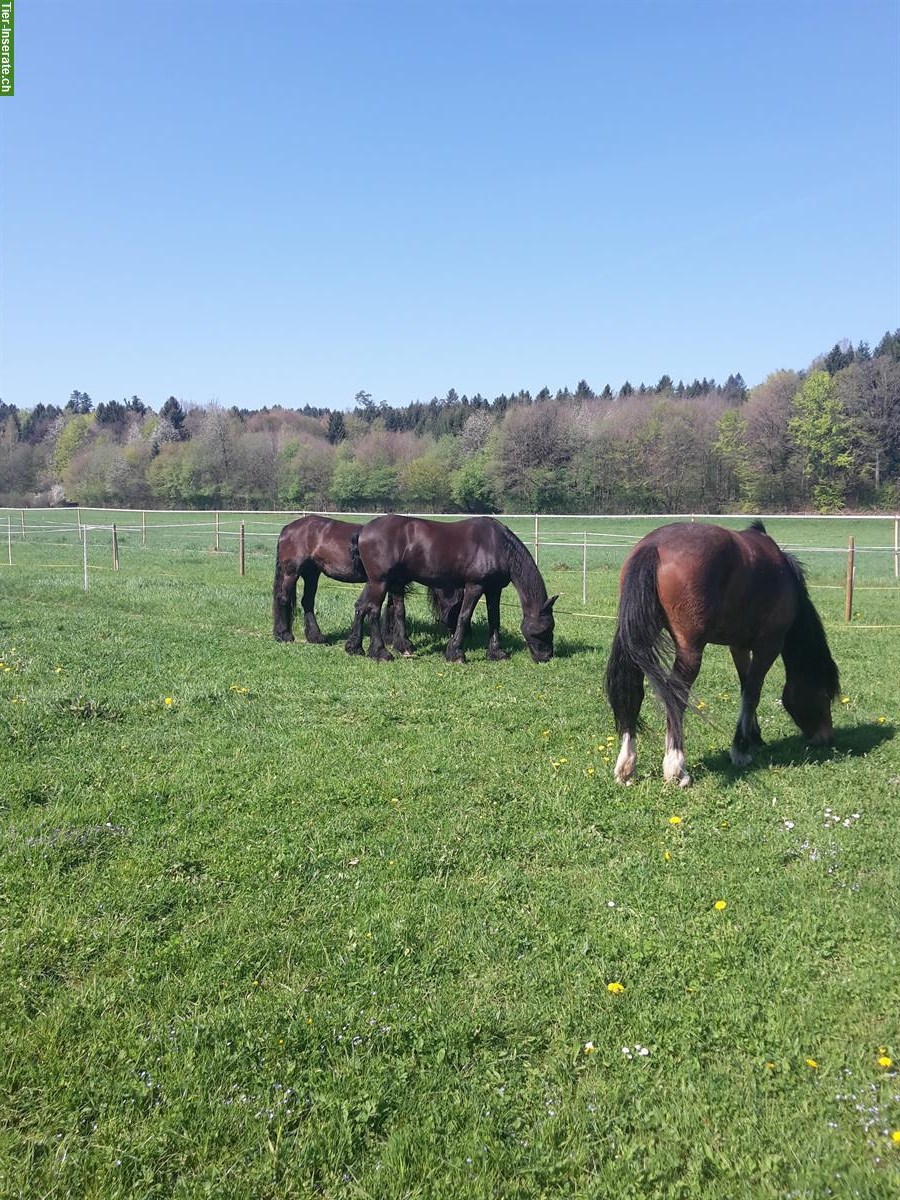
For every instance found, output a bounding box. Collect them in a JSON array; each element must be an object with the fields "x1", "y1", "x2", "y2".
[
  {"x1": 614, "y1": 733, "x2": 636, "y2": 784},
  {"x1": 663, "y1": 748, "x2": 692, "y2": 788}
]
